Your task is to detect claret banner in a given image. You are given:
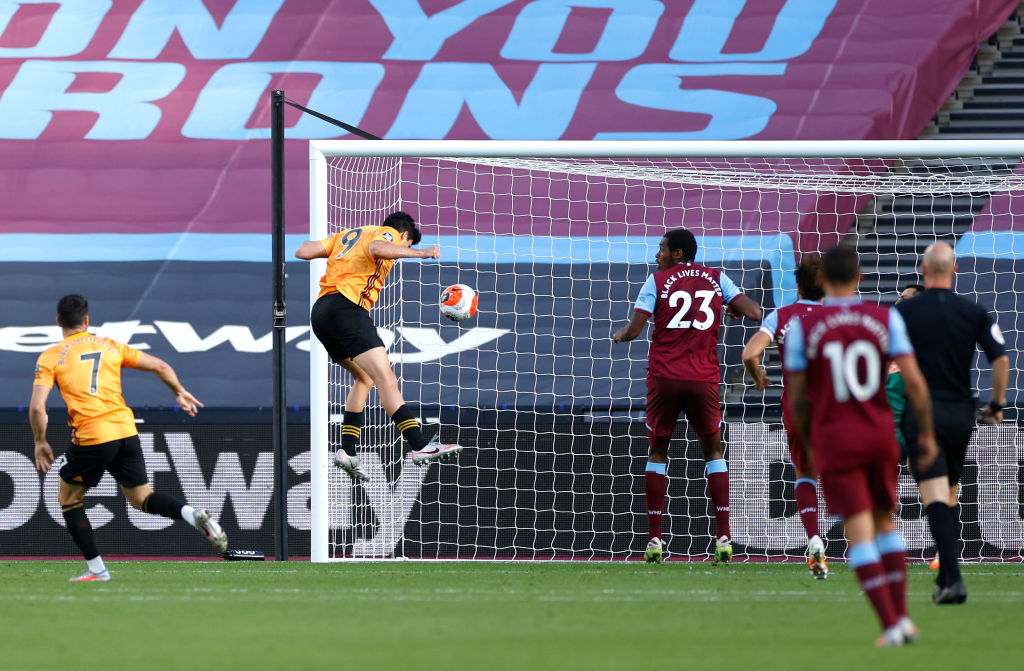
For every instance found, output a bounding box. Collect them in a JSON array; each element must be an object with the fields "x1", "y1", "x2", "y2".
[{"x1": 0, "y1": 0, "x2": 1016, "y2": 236}]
